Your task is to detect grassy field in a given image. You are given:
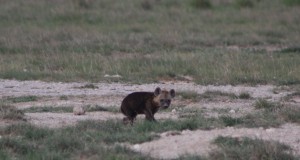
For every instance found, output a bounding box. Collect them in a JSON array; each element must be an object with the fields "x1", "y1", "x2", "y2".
[
  {"x1": 1, "y1": 101, "x2": 300, "y2": 159},
  {"x1": 0, "y1": 0, "x2": 300, "y2": 84},
  {"x1": 1, "y1": 1, "x2": 300, "y2": 159}
]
